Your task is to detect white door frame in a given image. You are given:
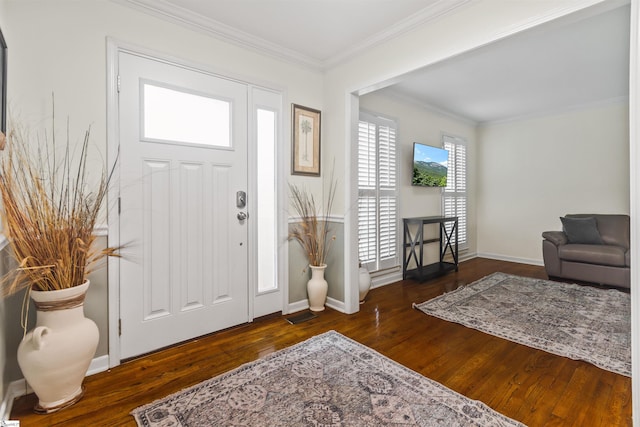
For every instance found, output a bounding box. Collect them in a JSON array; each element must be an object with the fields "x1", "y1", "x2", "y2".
[
  {"x1": 628, "y1": 0, "x2": 639, "y2": 423},
  {"x1": 106, "y1": 38, "x2": 288, "y2": 367}
]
